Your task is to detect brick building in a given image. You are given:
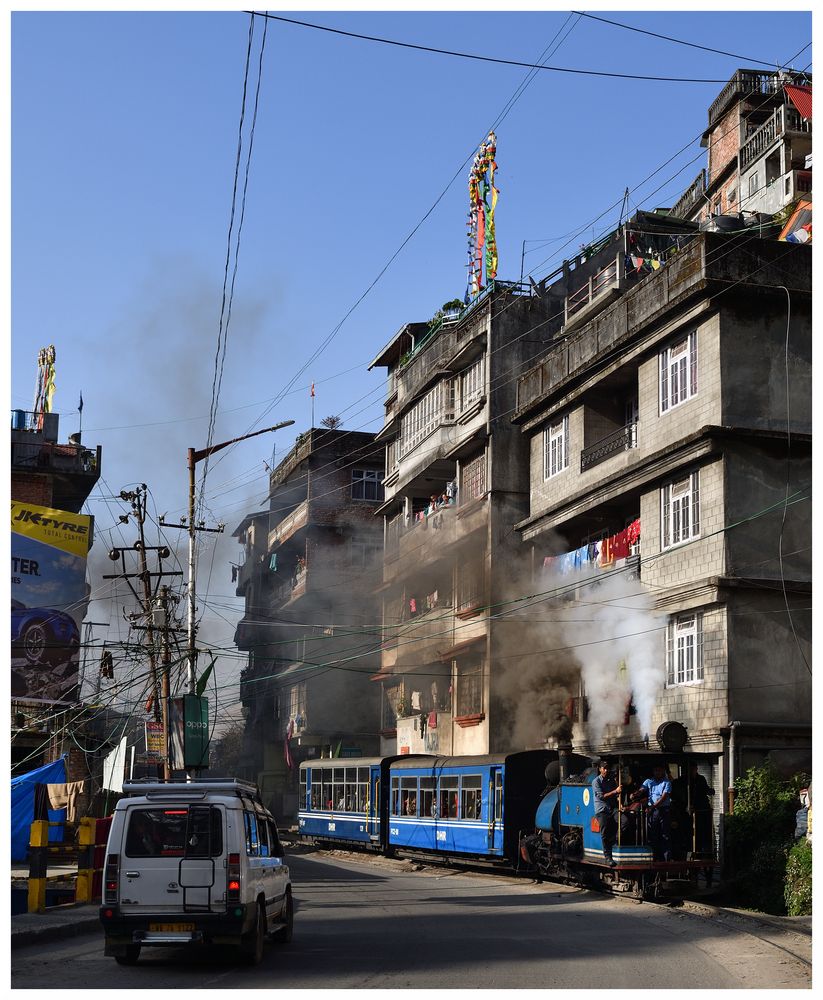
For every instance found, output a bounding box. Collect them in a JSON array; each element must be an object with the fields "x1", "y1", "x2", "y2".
[
  {"x1": 670, "y1": 68, "x2": 812, "y2": 224},
  {"x1": 234, "y1": 427, "x2": 384, "y2": 822}
]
